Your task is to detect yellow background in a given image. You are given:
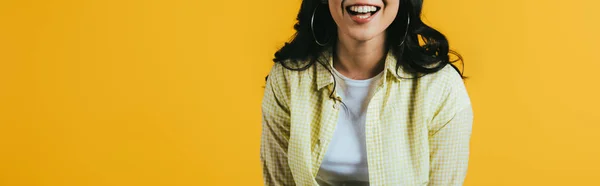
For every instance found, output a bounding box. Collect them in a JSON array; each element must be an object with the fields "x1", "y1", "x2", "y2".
[{"x1": 1, "y1": 0, "x2": 599, "y2": 185}]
